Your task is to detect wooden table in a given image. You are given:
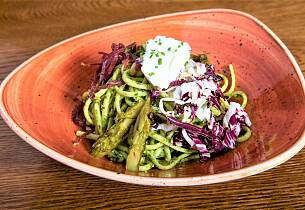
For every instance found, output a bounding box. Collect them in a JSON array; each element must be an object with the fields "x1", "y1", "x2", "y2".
[{"x1": 1, "y1": 0, "x2": 304, "y2": 209}]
